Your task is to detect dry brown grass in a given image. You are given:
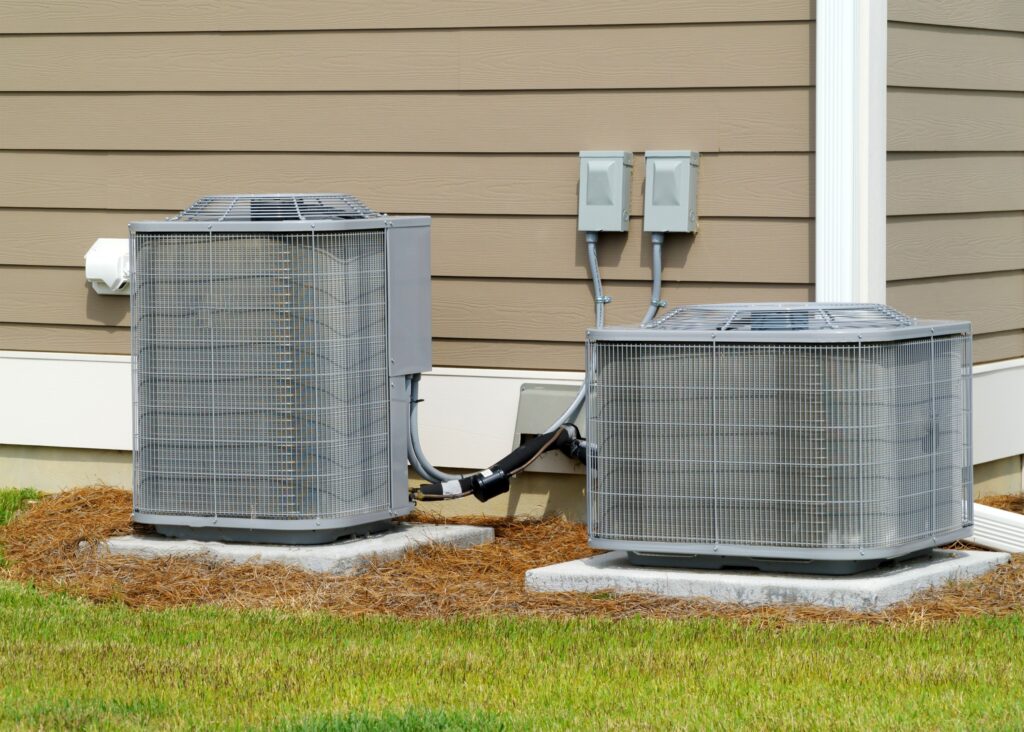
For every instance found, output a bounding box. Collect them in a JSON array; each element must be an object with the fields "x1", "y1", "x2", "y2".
[
  {"x1": 977, "y1": 493, "x2": 1024, "y2": 515},
  {"x1": 2, "y1": 487, "x2": 1022, "y2": 626}
]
